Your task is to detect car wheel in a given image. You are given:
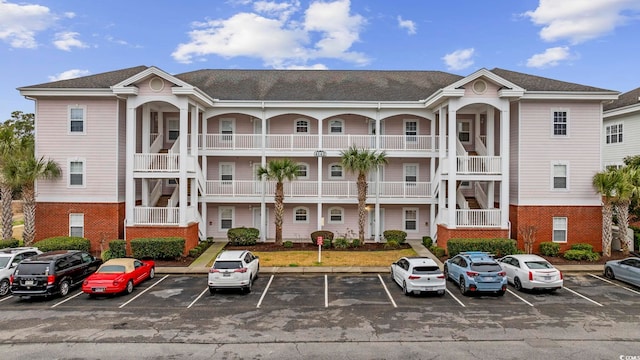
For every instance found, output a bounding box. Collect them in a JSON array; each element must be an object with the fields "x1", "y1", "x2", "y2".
[
  {"x1": 514, "y1": 277, "x2": 523, "y2": 291},
  {"x1": 402, "y1": 281, "x2": 410, "y2": 296},
  {"x1": 59, "y1": 280, "x2": 70, "y2": 297},
  {"x1": 604, "y1": 267, "x2": 615, "y2": 280},
  {"x1": 0, "y1": 279, "x2": 9, "y2": 297},
  {"x1": 443, "y1": 265, "x2": 449, "y2": 281},
  {"x1": 244, "y1": 278, "x2": 253, "y2": 294},
  {"x1": 459, "y1": 277, "x2": 468, "y2": 295},
  {"x1": 390, "y1": 269, "x2": 394, "y2": 282},
  {"x1": 496, "y1": 290, "x2": 506, "y2": 297},
  {"x1": 437, "y1": 290, "x2": 445, "y2": 297},
  {"x1": 149, "y1": 267, "x2": 155, "y2": 279},
  {"x1": 209, "y1": 287, "x2": 216, "y2": 295},
  {"x1": 255, "y1": 265, "x2": 259, "y2": 279},
  {"x1": 125, "y1": 280, "x2": 134, "y2": 294}
]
